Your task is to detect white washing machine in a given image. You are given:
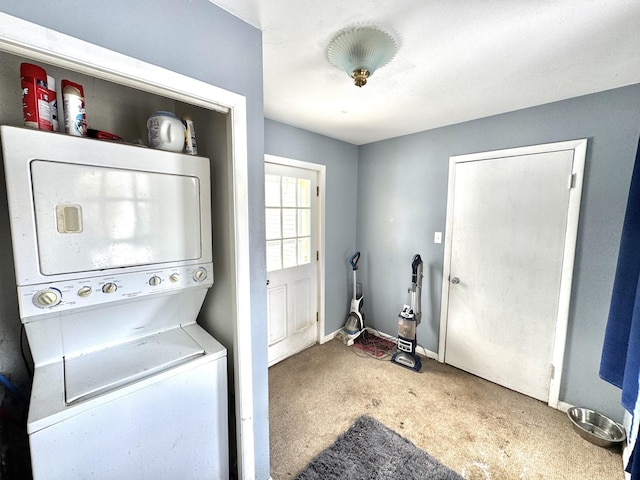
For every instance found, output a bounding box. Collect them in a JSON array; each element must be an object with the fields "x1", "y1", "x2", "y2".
[{"x1": 1, "y1": 126, "x2": 229, "y2": 479}]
